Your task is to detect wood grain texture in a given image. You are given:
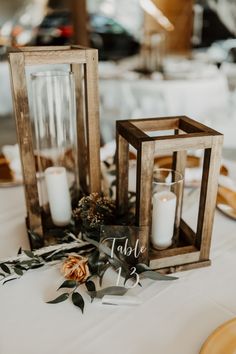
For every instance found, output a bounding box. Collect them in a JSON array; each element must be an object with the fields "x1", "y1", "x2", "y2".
[
  {"x1": 136, "y1": 141, "x2": 155, "y2": 226},
  {"x1": 84, "y1": 49, "x2": 101, "y2": 193},
  {"x1": 24, "y1": 49, "x2": 86, "y2": 65},
  {"x1": 132, "y1": 117, "x2": 179, "y2": 132},
  {"x1": 71, "y1": 63, "x2": 88, "y2": 192},
  {"x1": 117, "y1": 121, "x2": 151, "y2": 149},
  {"x1": 8, "y1": 52, "x2": 43, "y2": 238},
  {"x1": 70, "y1": 0, "x2": 89, "y2": 46},
  {"x1": 149, "y1": 250, "x2": 200, "y2": 269},
  {"x1": 154, "y1": 133, "x2": 215, "y2": 154},
  {"x1": 196, "y1": 135, "x2": 224, "y2": 260},
  {"x1": 116, "y1": 131, "x2": 129, "y2": 215},
  {"x1": 180, "y1": 116, "x2": 222, "y2": 135},
  {"x1": 152, "y1": 260, "x2": 211, "y2": 274}
]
